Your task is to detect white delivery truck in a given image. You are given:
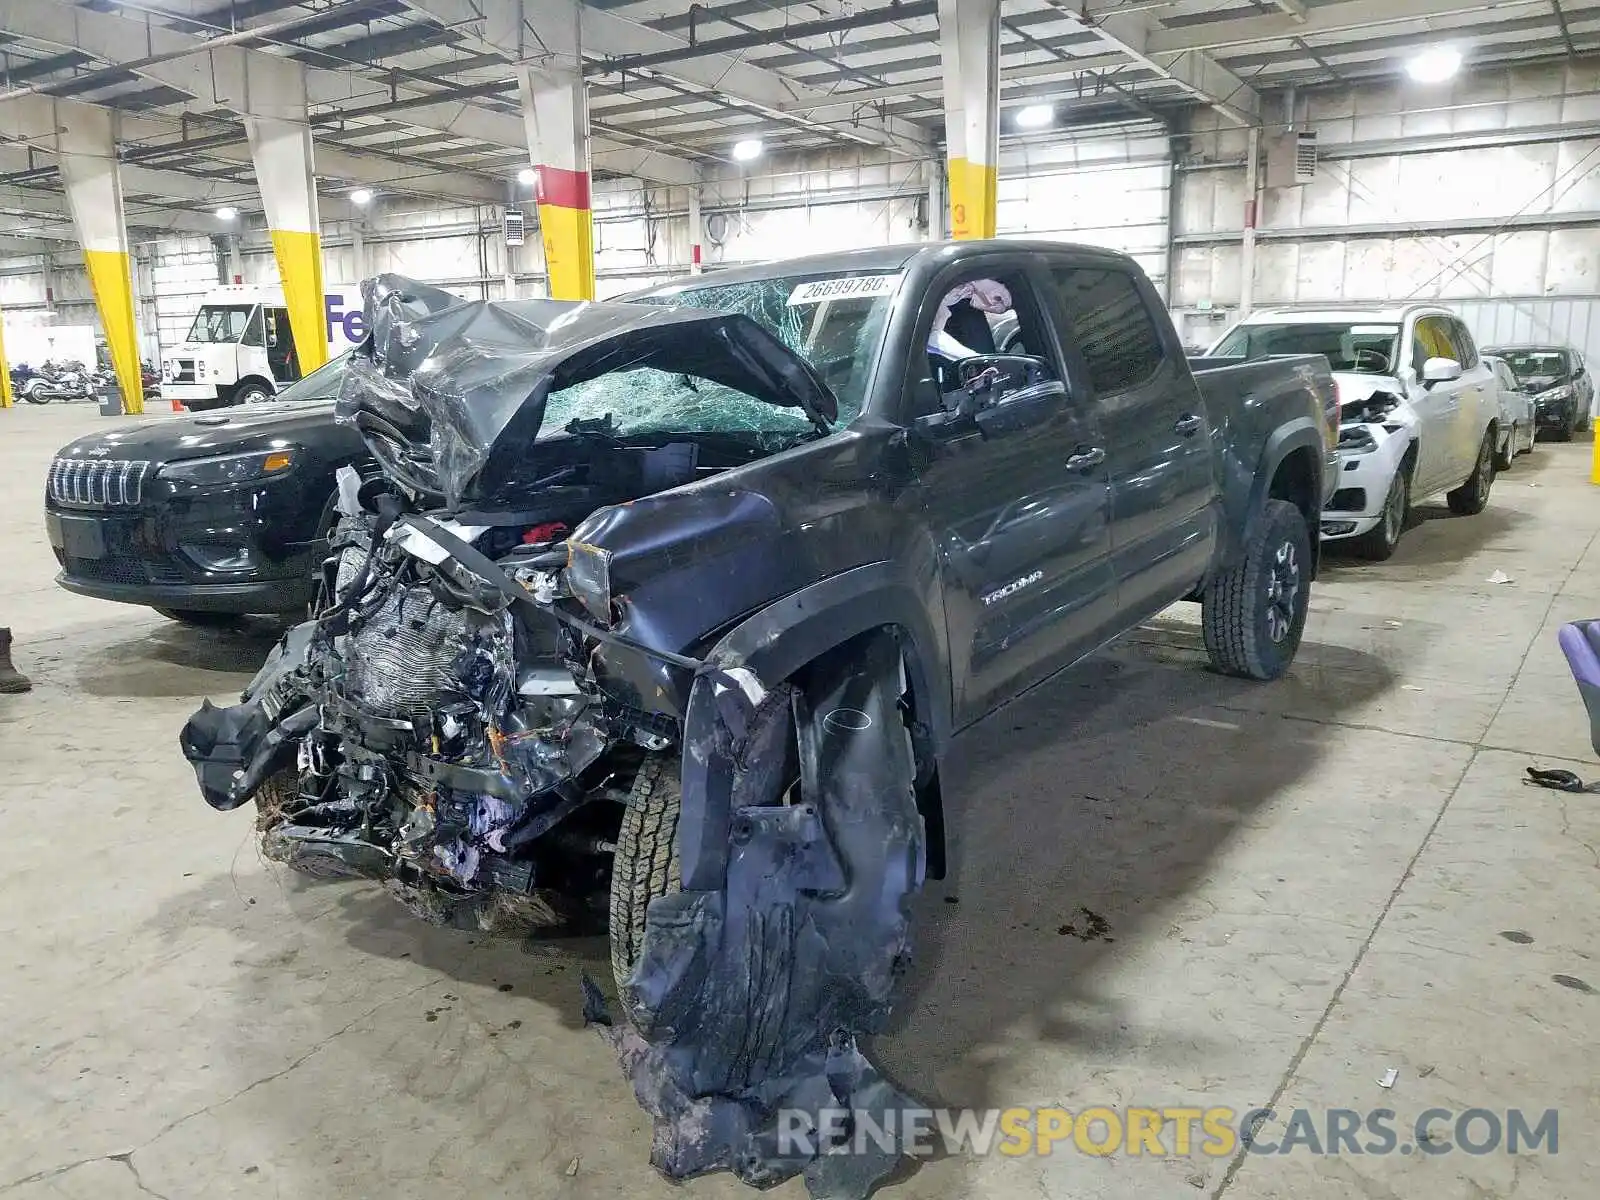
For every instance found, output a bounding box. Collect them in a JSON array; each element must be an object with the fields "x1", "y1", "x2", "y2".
[{"x1": 161, "y1": 283, "x2": 365, "y2": 410}]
